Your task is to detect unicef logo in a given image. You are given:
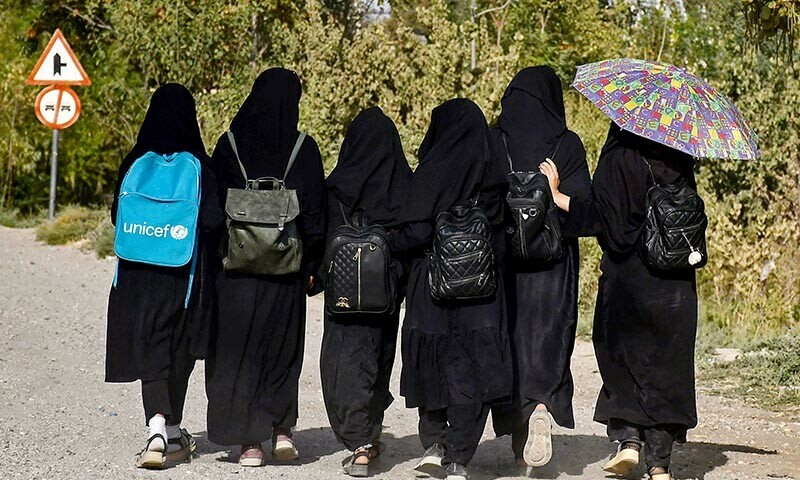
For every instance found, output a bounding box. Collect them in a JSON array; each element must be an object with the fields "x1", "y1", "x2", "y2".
[{"x1": 170, "y1": 225, "x2": 189, "y2": 240}]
